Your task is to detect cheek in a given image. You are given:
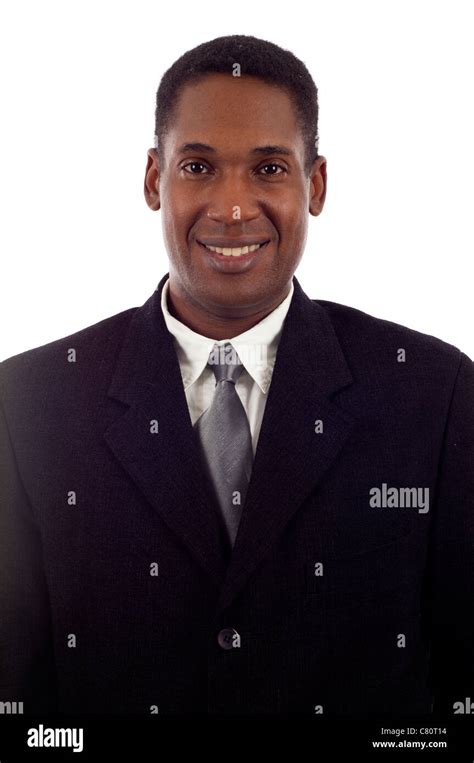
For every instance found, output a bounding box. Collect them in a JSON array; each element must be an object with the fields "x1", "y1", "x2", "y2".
[
  {"x1": 278, "y1": 207, "x2": 307, "y2": 245},
  {"x1": 272, "y1": 187, "x2": 308, "y2": 236},
  {"x1": 161, "y1": 192, "x2": 191, "y2": 243}
]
